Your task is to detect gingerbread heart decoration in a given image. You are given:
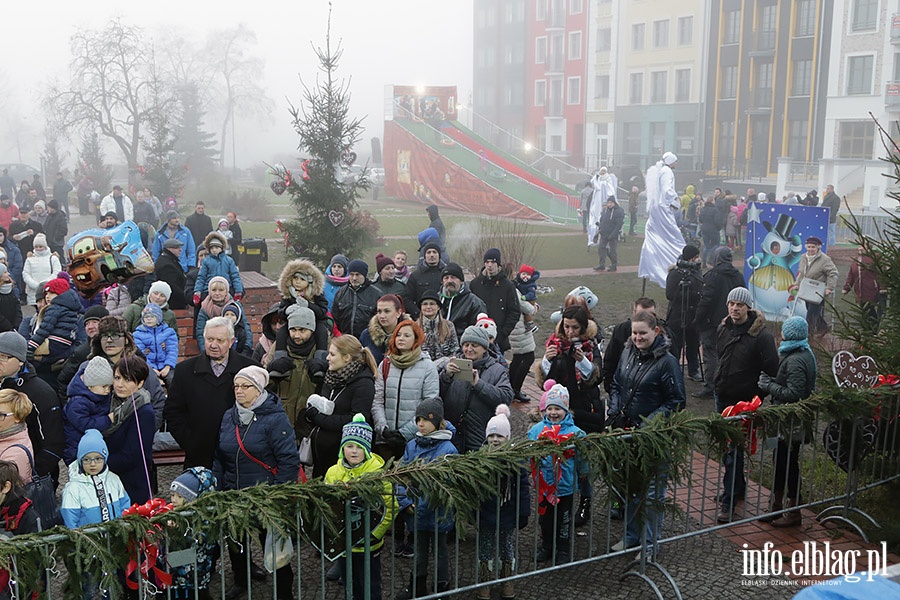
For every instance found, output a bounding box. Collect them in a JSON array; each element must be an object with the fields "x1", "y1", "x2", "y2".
[
  {"x1": 832, "y1": 351, "x2": 879, "y2": 389},
  {"x1": 328, "y1": 210, "x2": 344, "y2": 227},
  {"x1": 270, "y1": 180, "x2": 285, "y2": 196}
]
